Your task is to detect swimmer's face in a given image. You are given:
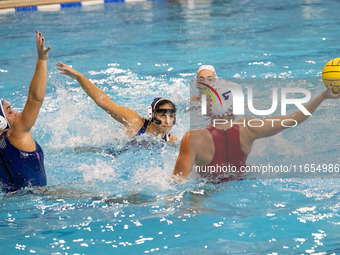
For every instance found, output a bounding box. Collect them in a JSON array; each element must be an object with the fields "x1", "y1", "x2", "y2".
[
  {"x1": 3, "y1": 101, "x2": 19, "y2": 126},
  {"x1": 197, "y1": 69, "x2": 216, "y2": 84},
  {"x1": 196, "y1": 69, "x2": 217, "y2": 105},
  {"x1": 154, "y1": 103, "x2": 176, "y2": 133}
]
